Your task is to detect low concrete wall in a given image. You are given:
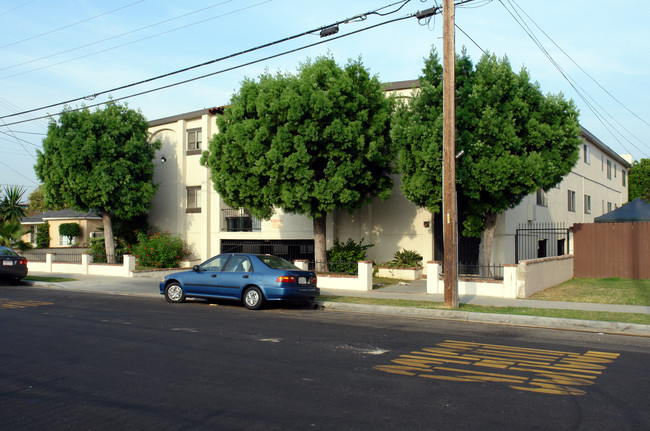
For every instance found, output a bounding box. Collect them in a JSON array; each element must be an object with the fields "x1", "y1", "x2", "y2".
[
  {"x1": 375, "y1": 266, "x2": 423, "y2": 280},
  {"x1": 28, "y1": 253, "x2": 136, "y2": 278},
  {"x1": 426, "y1": 262, "x2": 518, "y2": 298},
  {"x1": 295, "y1": 260, "x2": 373, "y2": 291},
  {"x1": 516, "y1": 255, "x2": 574, "y2": 298}
]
